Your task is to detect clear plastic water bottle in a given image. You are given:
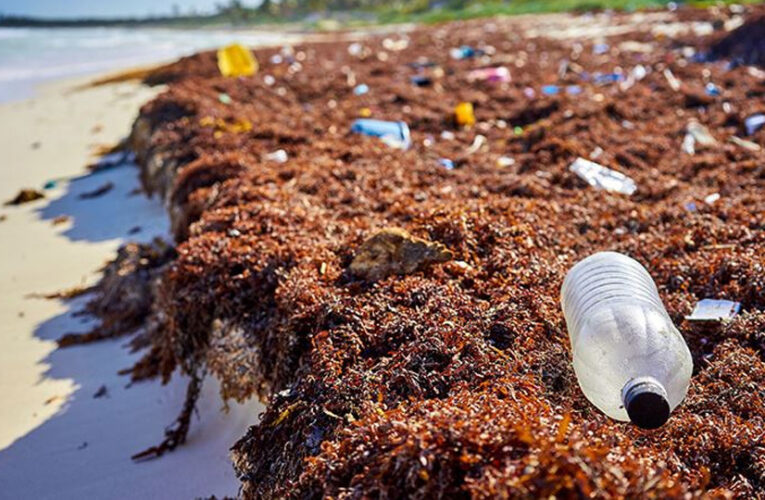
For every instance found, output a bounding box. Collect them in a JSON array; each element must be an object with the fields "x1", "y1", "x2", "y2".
[{"x1": 561, "y1": 251, "x2": 693, "y2": 429}]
